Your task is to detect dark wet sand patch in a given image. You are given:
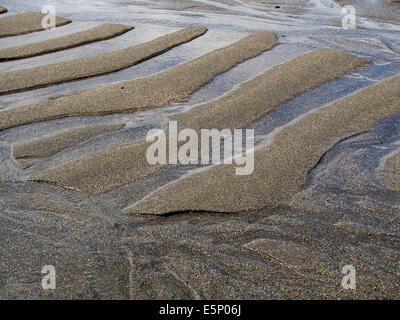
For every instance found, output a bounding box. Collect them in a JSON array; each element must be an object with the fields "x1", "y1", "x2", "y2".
[
  {"x1": 0, "y1": 24, "x2": 134, "y2": 61},
  {"x1": 0, "y1": 32, "x2": 278, "y2": 132},
  {"x1": 0, "y1": 12, "x2": 71, "y2": 38},
  {"x1": 0, "y1": 27, "x2": 207, "y2": 95},
  {"x1": 378, "y1": 150, "x2": 400, "y2": 192},
  {"x1": 12, "y1": 124, "x2": 124, "y2": 162},
  {"x1": 30, "y1": 49, "x2": 369, "y2": 195},
  {"x1": 0, "y1": 6, "x2": 7, "y2": 14},
  {"x1": 124, "y1": 72, "x2": 400, "y2": 215}
]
